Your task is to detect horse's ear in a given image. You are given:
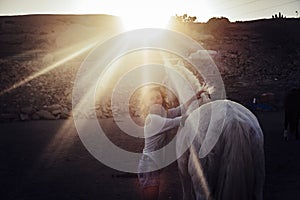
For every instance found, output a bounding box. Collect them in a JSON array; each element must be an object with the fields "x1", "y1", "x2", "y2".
[{"x1": 199, "y1": 100, "x2": 227, "y2": 158}]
